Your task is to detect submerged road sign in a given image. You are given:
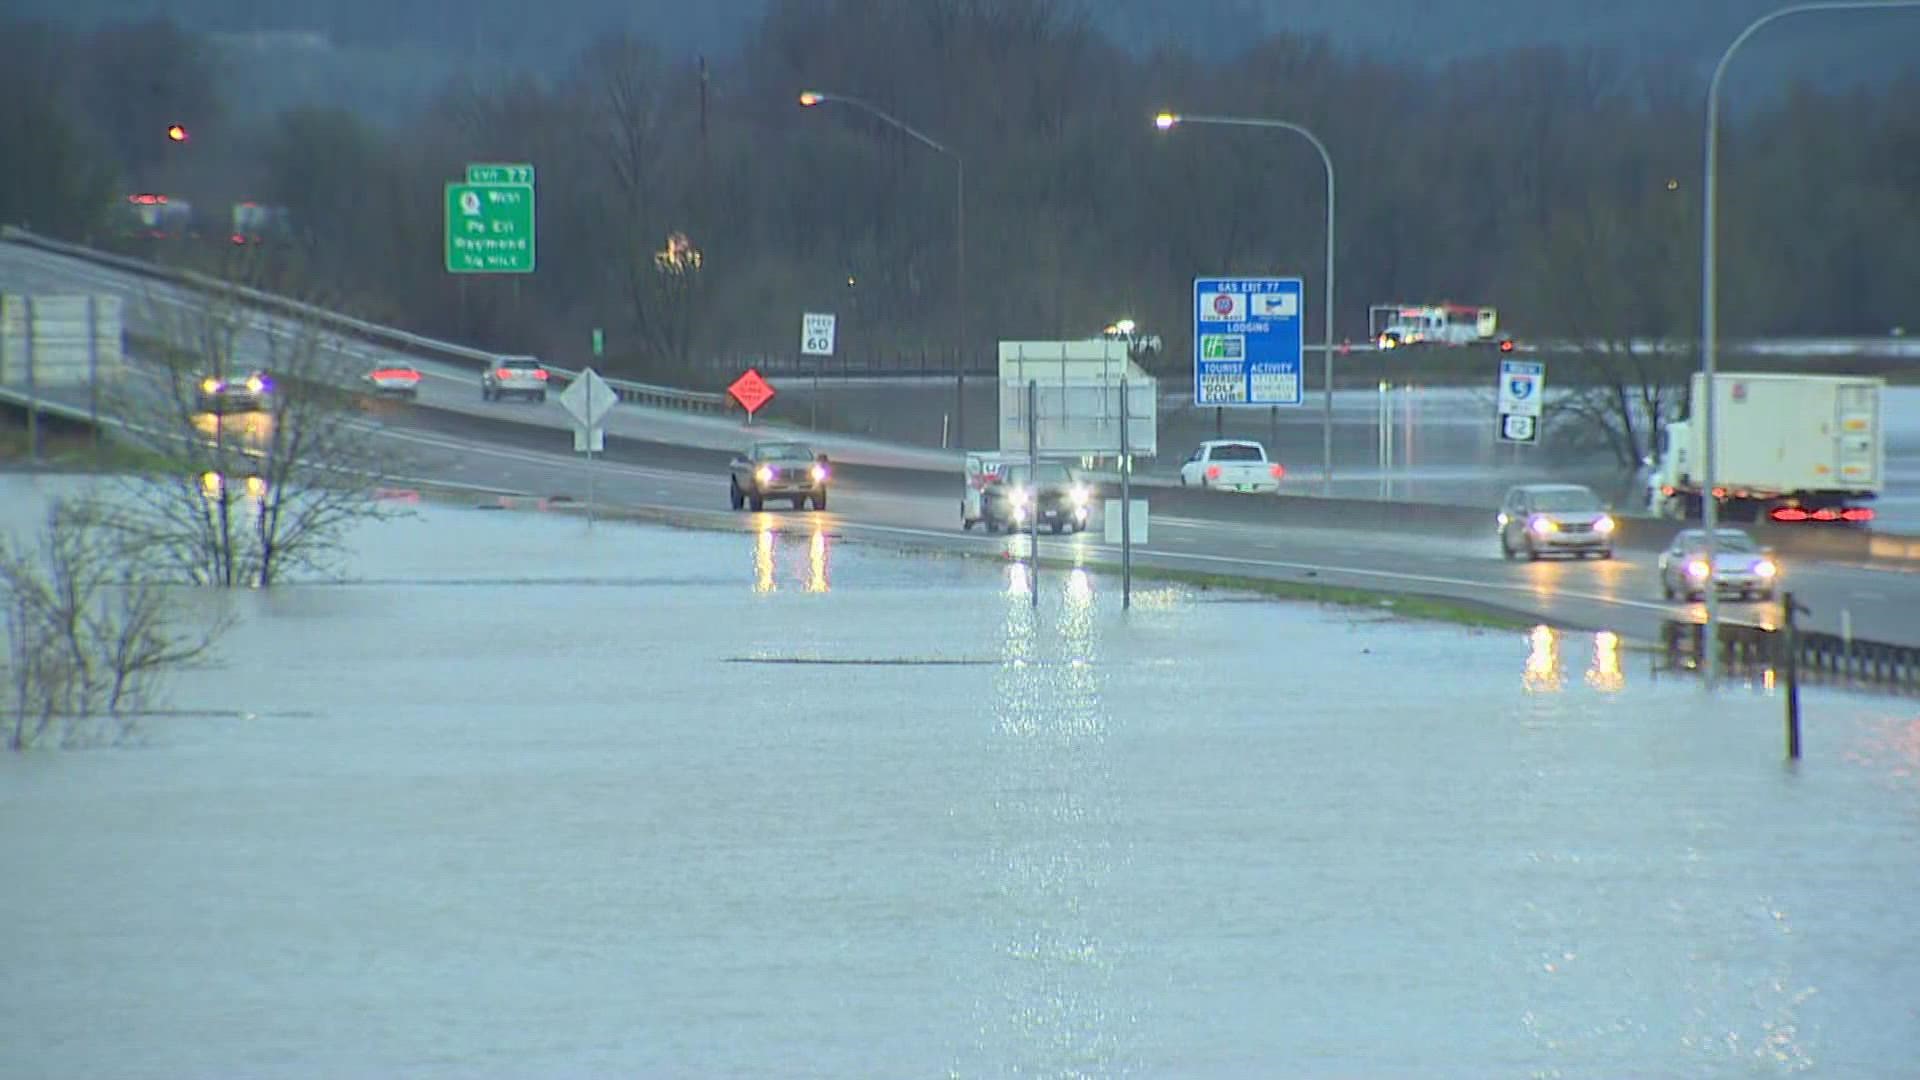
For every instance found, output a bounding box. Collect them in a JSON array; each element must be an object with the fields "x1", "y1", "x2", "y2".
[
  {"x1": 1496, "y1": 357, "x2": 1545, "y2": 444},
  {"x1": 1192, "y1": 276, "x2": 1303, "y2": 407}
]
